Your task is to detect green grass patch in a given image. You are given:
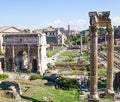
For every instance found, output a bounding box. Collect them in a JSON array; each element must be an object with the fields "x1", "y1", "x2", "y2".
[
  {"x1": 20, "y1": 78, "x2": 86, "y2": 102},
  {"x1": 61, "y1": 50, "x2": 79, "y2": 57},
  {"x1": 47, "y1": 48, "x2": 62, "y2": 57},
  {"x1": 98, "y1": 67, "x2": 107, "y2": 77},
  {"x1": 31, "y1": 87, "x2": 86, "y2": 102},
  {"x1": 0, "y1": 74, "x2": 9, "y2": 79},
  {"x1": 82, "y1": 53, "x2": 89, "y2": 60},
  {"x1": 29, "y1": 74, "x2": 42, "y2": 80},
  {"x1": 100, "y1": 98, "x2": 113, "y2": 102}
]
